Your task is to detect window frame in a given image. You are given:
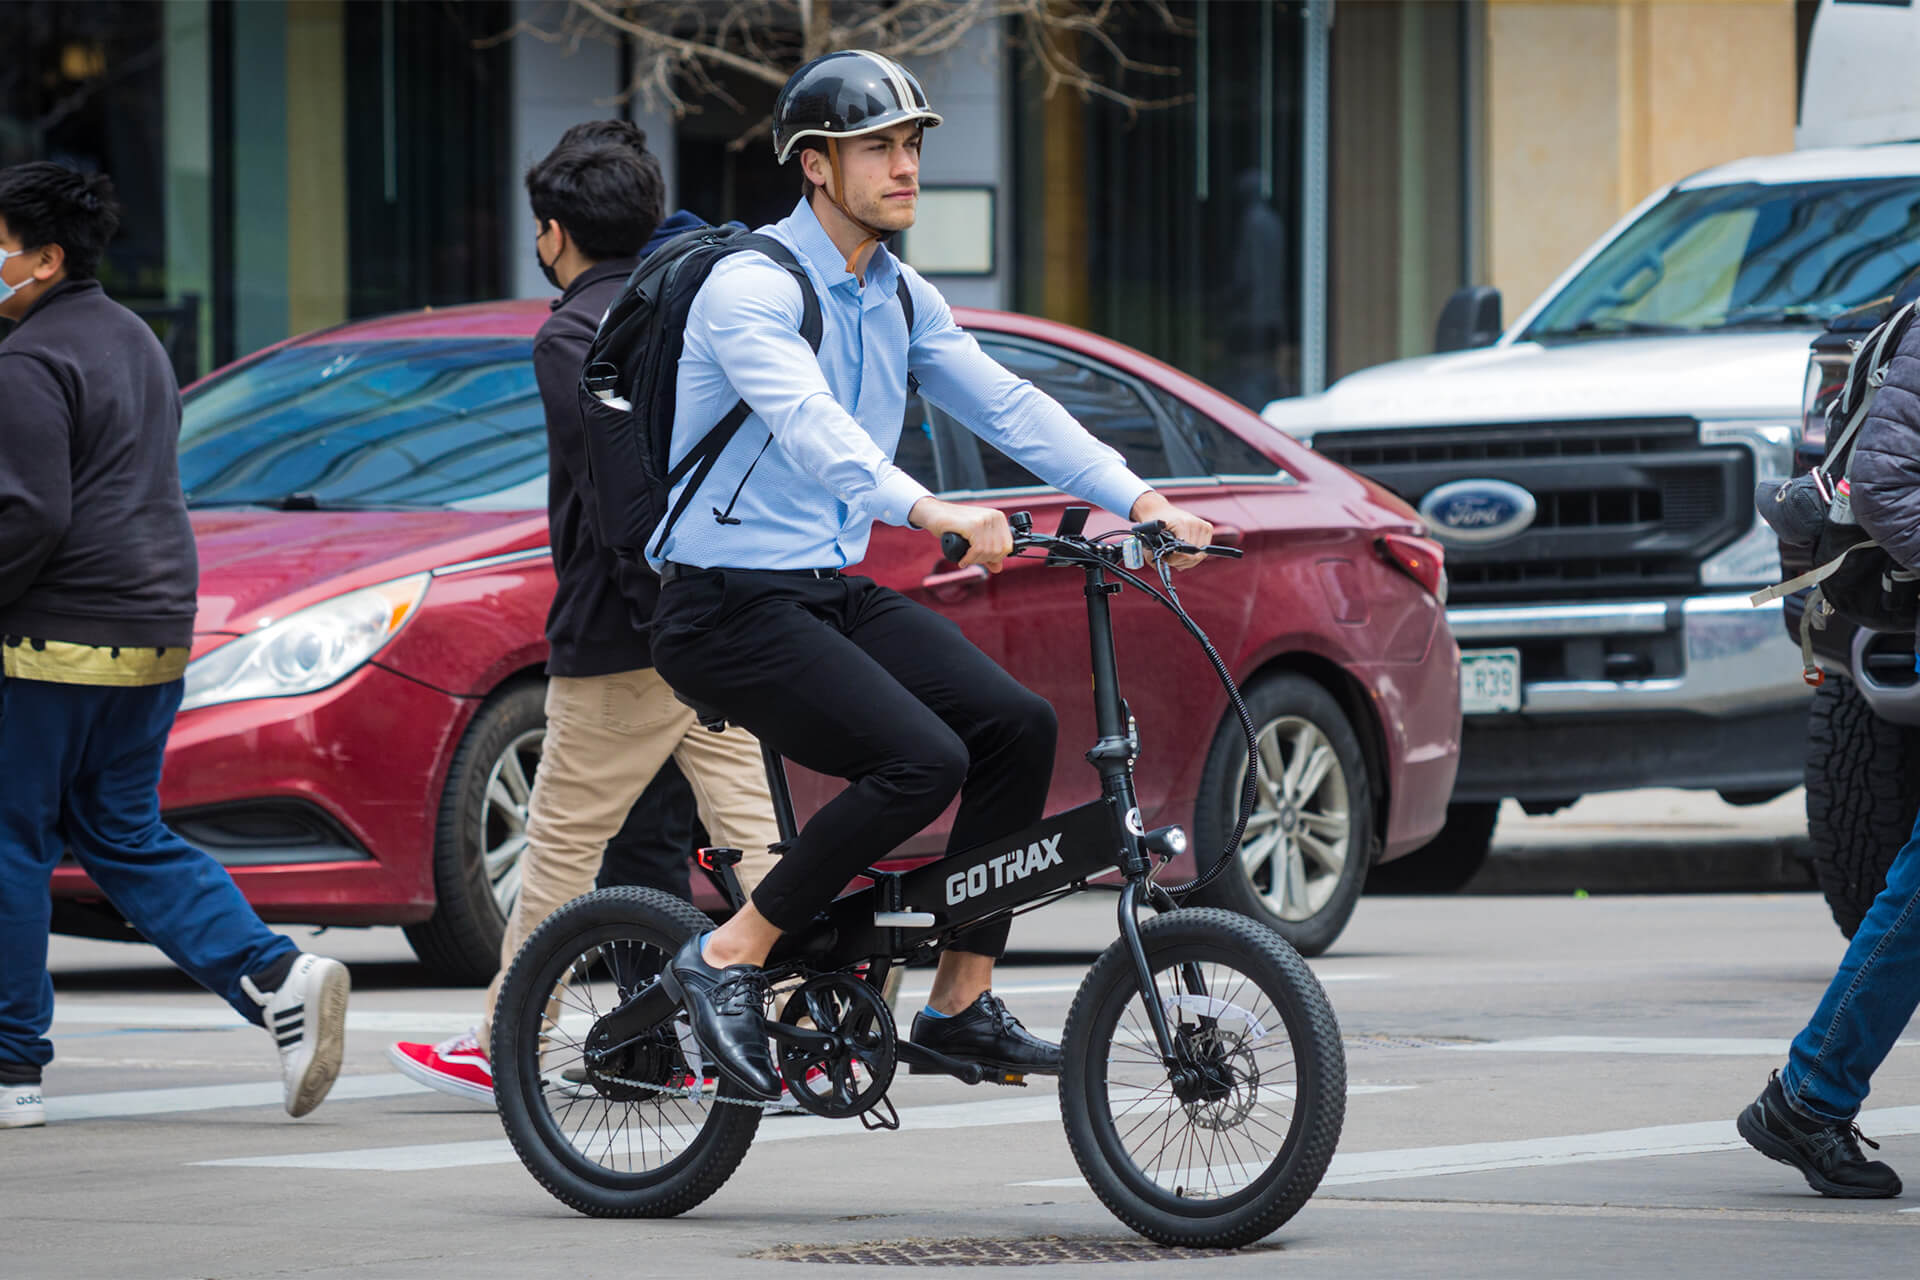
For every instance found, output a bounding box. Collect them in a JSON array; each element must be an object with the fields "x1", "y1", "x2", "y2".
[{"x1": 931, "y1": 335, "x2": 1206, "y2": 496}]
